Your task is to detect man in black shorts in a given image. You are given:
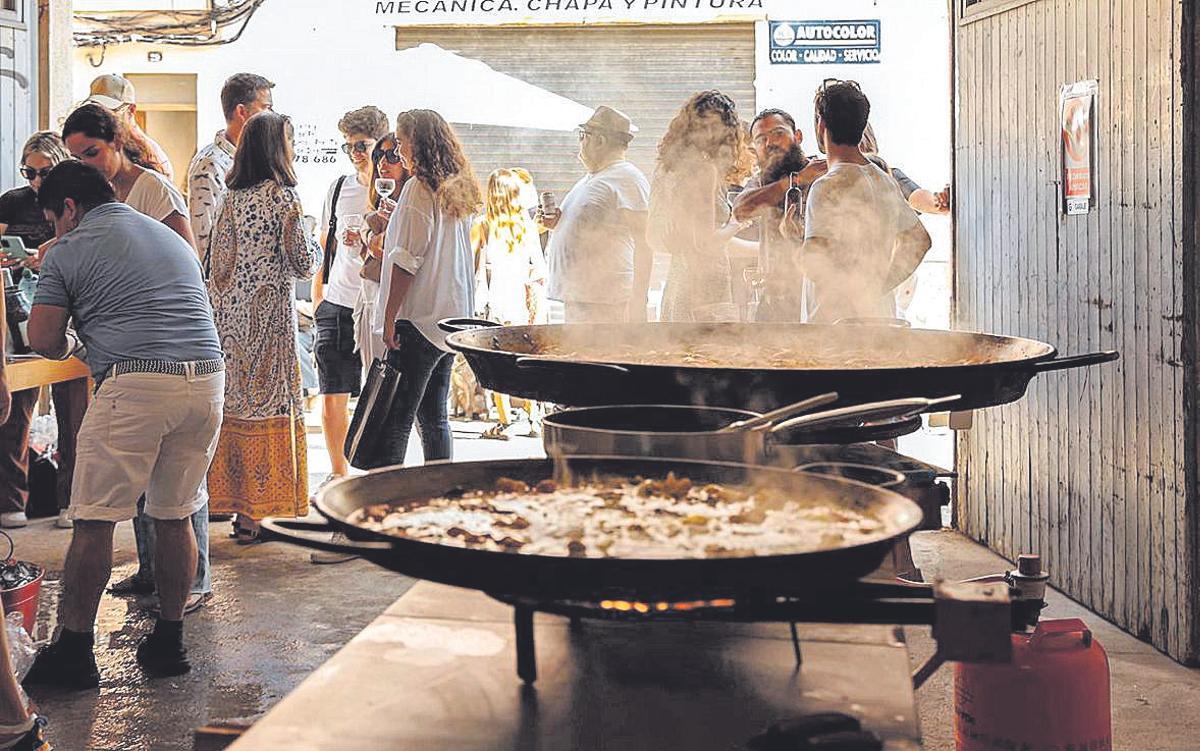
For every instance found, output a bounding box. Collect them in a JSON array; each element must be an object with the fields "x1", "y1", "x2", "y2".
[{"x1": 312, "y1": 106, "x2": 389, "y2": 486}]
